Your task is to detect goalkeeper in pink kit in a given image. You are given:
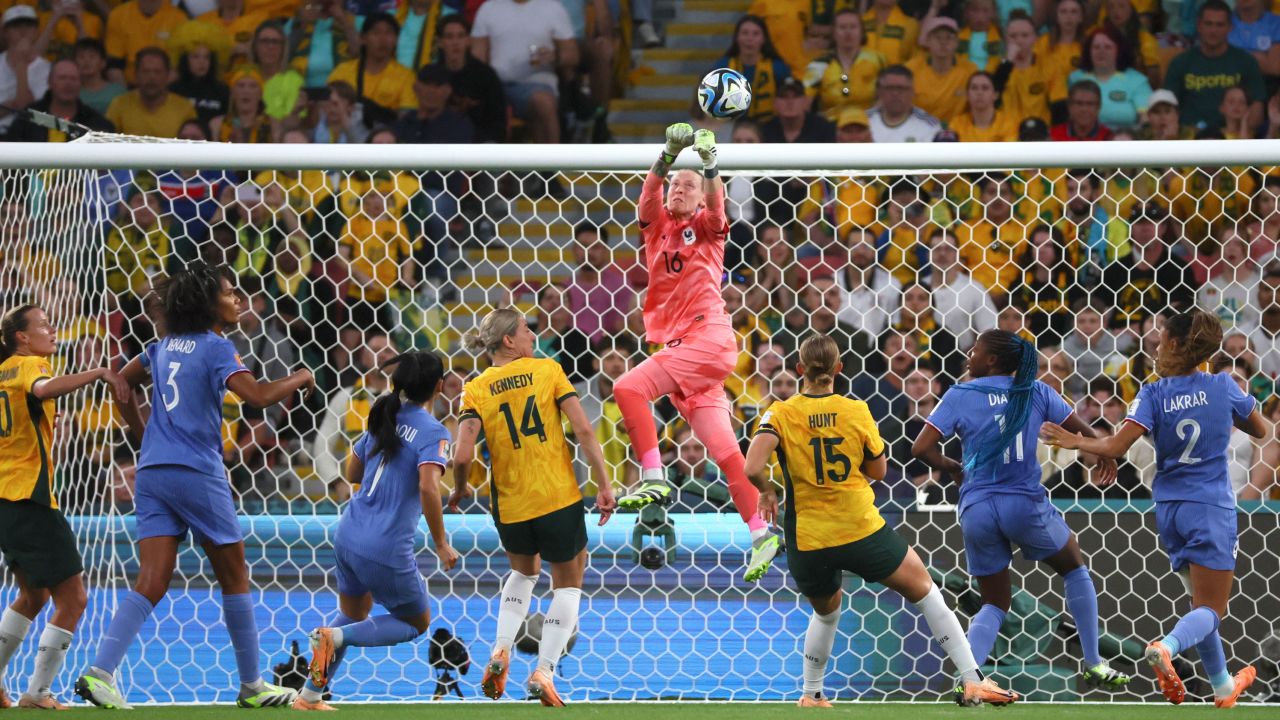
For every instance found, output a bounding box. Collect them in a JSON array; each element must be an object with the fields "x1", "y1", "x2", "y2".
[{"x1": 614, "y1": 123, "x2": 781, "y2": 582}]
